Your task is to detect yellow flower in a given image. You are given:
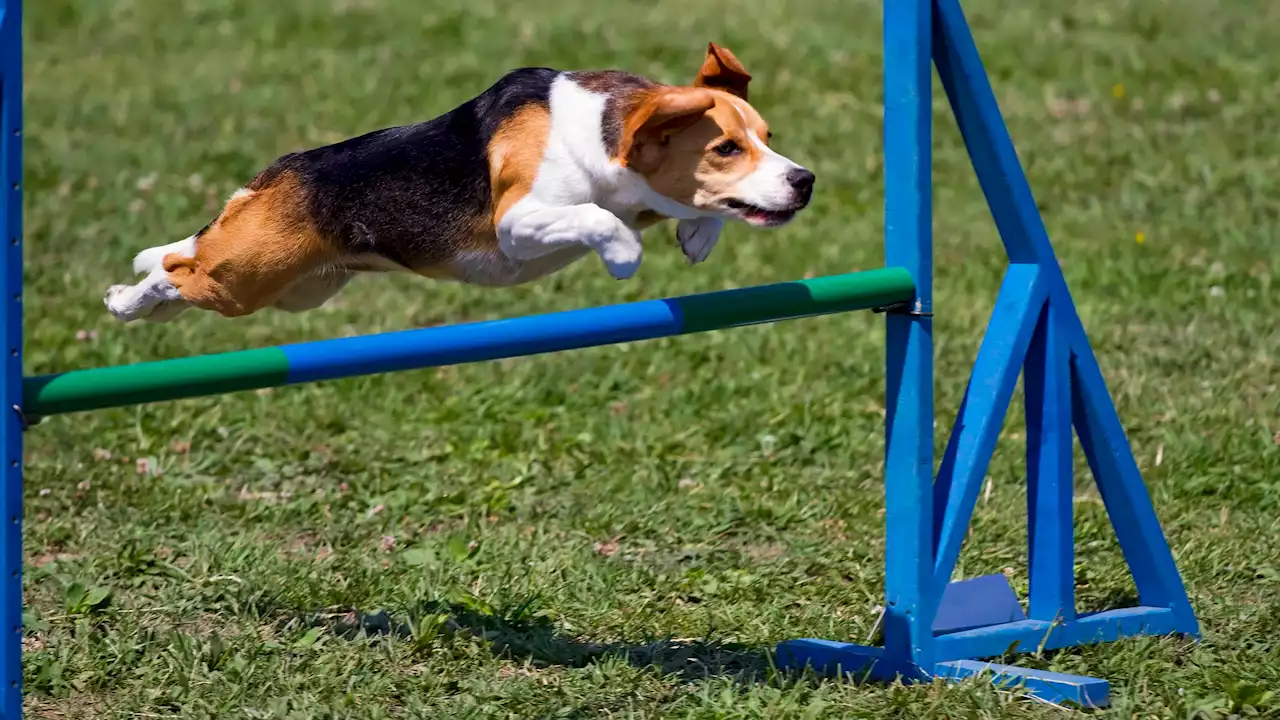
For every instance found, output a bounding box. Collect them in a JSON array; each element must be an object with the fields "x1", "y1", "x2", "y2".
[
  {"x1": 1135, "y1": 232, "x2": 1146, "y2": 244},
  {"x1": 1112, "y1": 83, "x2": 1126, "y2": 99}
]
